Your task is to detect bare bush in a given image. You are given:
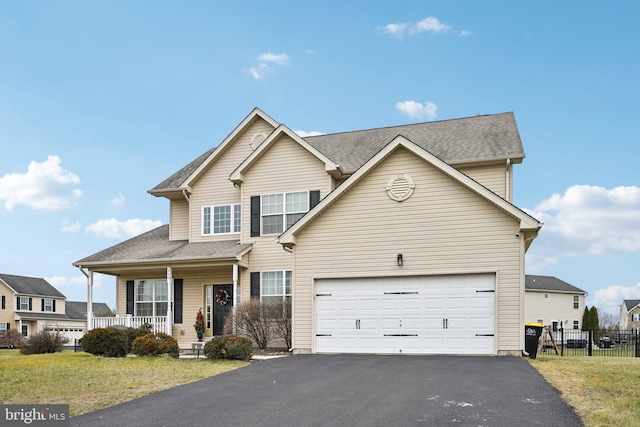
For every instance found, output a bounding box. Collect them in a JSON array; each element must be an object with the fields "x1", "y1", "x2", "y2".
[
  {"x1": 20, "y1": 329, "x2": 69, "y2": 354},
  {"x1": 226, "y1": 299, "x2": 292, "y2": 350},
  {"x1": 271, "y1": 299, "x2": 292, "y2": 349},
  {"x1": 0, "y1": 328, "x2": 25, "y2": 348}
]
